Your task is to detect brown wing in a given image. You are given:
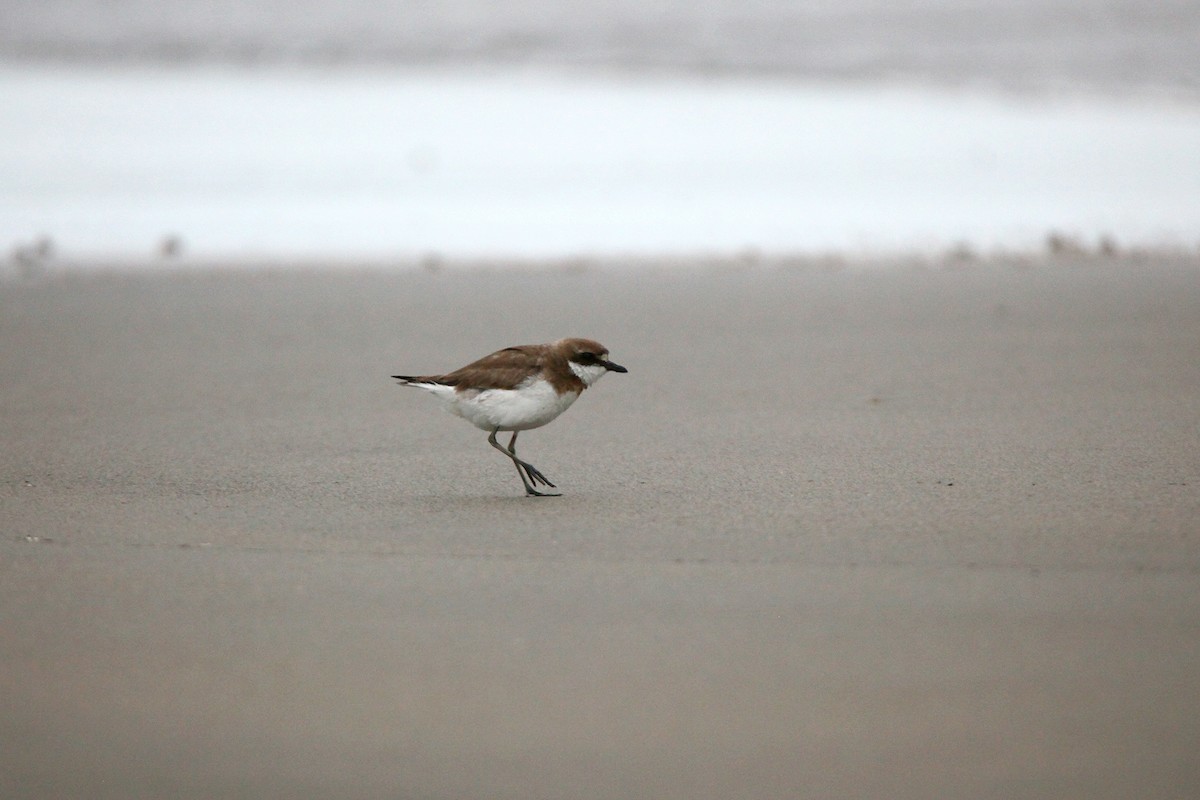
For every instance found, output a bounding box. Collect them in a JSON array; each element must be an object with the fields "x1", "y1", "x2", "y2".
[{"x1": 434, "y1": 345, "x2": 548, "y2": 390}]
